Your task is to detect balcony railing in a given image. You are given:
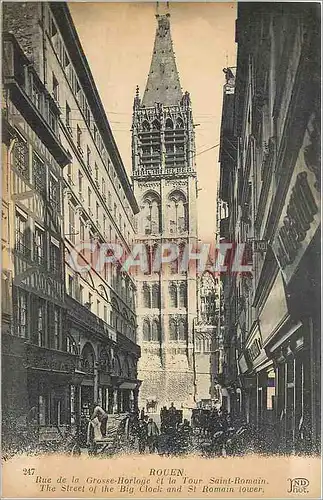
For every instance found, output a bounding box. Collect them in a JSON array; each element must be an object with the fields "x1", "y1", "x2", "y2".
[
  {"x1": 26, "y1": 343, "x2": 77, "y2": 374},
  {"x1": 2, "y1": 34, "x2": 70, "y2": 167}
]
